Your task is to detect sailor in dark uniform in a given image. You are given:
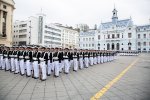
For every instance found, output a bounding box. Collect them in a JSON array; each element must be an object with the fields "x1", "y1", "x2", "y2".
[
  {"x1": 25, "y1": 47, "x2": 33, "y2": 77},
  {"x1": 13, "y1": 47, "x2": 19, "y2": 74},
  {"x1": 47, "y1": 48, "x2": 54, "y2": 75},
  {"x1": 32, "y1": 47, "x2": 39, "y2": 79},
  {"x1": 38, "y1": 47, "x2": 47, "y2": 81},
  {"x1": 73, "y1": 48, "x2": 78, "y2": 71},
  {"x1": 0, "y1": 46, "x2": 3, "y2": 69},
  {"x1": 58, "y1": 48, "x2": 63, "y2": 73},
  {"x1": 18, "y1": 47, "x2": 25, "y2": 76},
  {"x1": 79, "y1": 49, "x2": 84, "y2": 69},
  {"x1": 3, "y1": 47, "x2": 10, "y2": 71},
  {"x1": 89, "y1": 50, "x2": 93, "y2": 66},
  {"x1": 53, "y1": 48, "x2": 60, "y2": 77},
  {"x1": 63, "y1": 48, "x2": 70, "y2": 74},
  {"x1": 68, "y1": 49, "x2": 74, "y2": 70},
  {"x1": 84, "y1": 49, "x2": 89, "y2": 68},
  {"x1": 9, "y1": 47, "x2": 15, "y2": 72}
]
